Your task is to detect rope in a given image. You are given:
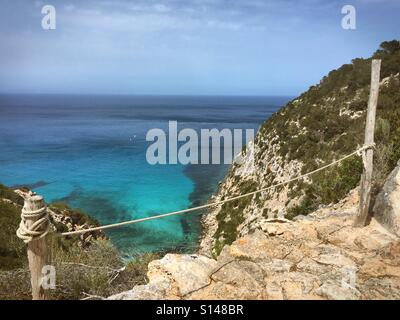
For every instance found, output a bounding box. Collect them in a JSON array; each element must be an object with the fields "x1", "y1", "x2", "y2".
[
  {"x1": 16, "y1": 205, "x2": 50, "y2": 243},
  {"x1": 59, "y1": 144, "x2": 374, "y2": 237}
]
